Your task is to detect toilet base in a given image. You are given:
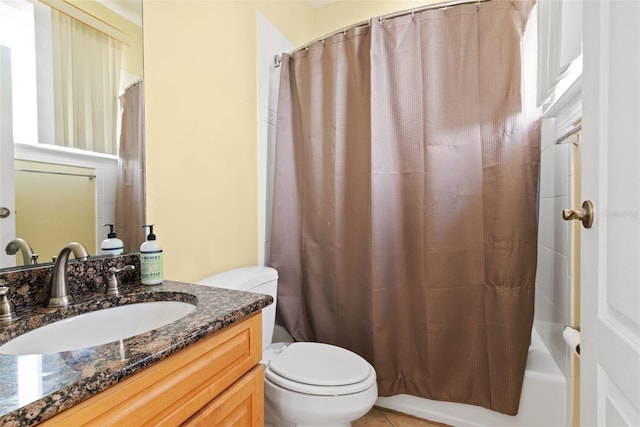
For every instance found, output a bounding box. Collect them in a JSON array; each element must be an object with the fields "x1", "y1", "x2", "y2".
[
  {"x1": 264, "y1": 376, "x2": 377, "y2": 427},
  {"x1": 265, "y1": 397, "x2": 351, "y2": 427}
]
